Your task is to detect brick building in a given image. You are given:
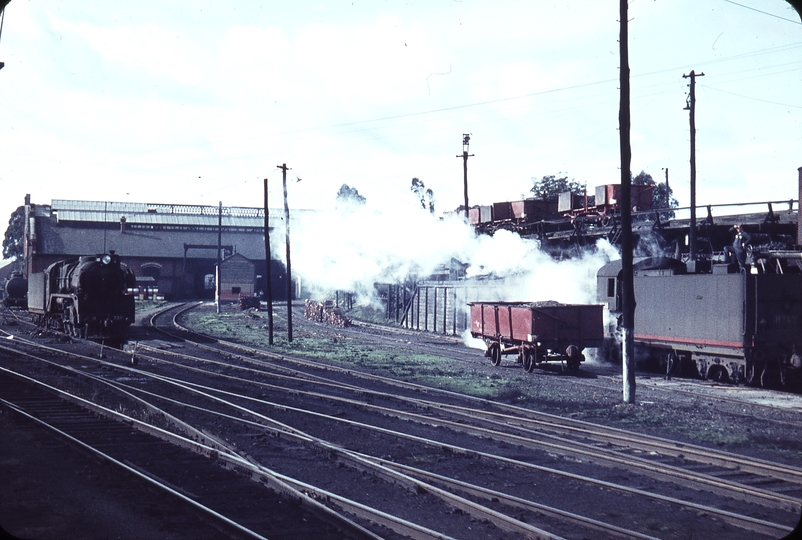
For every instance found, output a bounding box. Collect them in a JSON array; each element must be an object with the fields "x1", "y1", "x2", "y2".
[
  {"x1": 21, "y1": 196, "x2": 301, "y2": 300},
  {"x1": 217, "y1": 253, "x2": 256, "y2": 303}
]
